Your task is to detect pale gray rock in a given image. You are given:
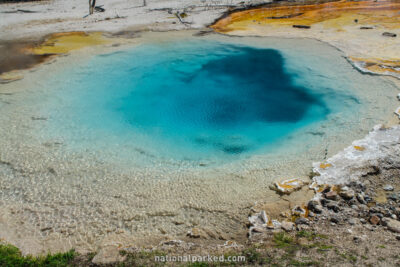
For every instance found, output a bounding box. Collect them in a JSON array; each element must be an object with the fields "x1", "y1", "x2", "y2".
[
  {"x1": 92, "y1": 246, "x2": 126, "y2": 265},
  {"x1": 382, "y1": 218, "x2": 400, "y2": 233},
  {"x1": 281, "y1": 221, "x2": 294, "y2": 232},
  {"x1": 348, "y1": 218, "x2": 358, "y2": 225}
]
